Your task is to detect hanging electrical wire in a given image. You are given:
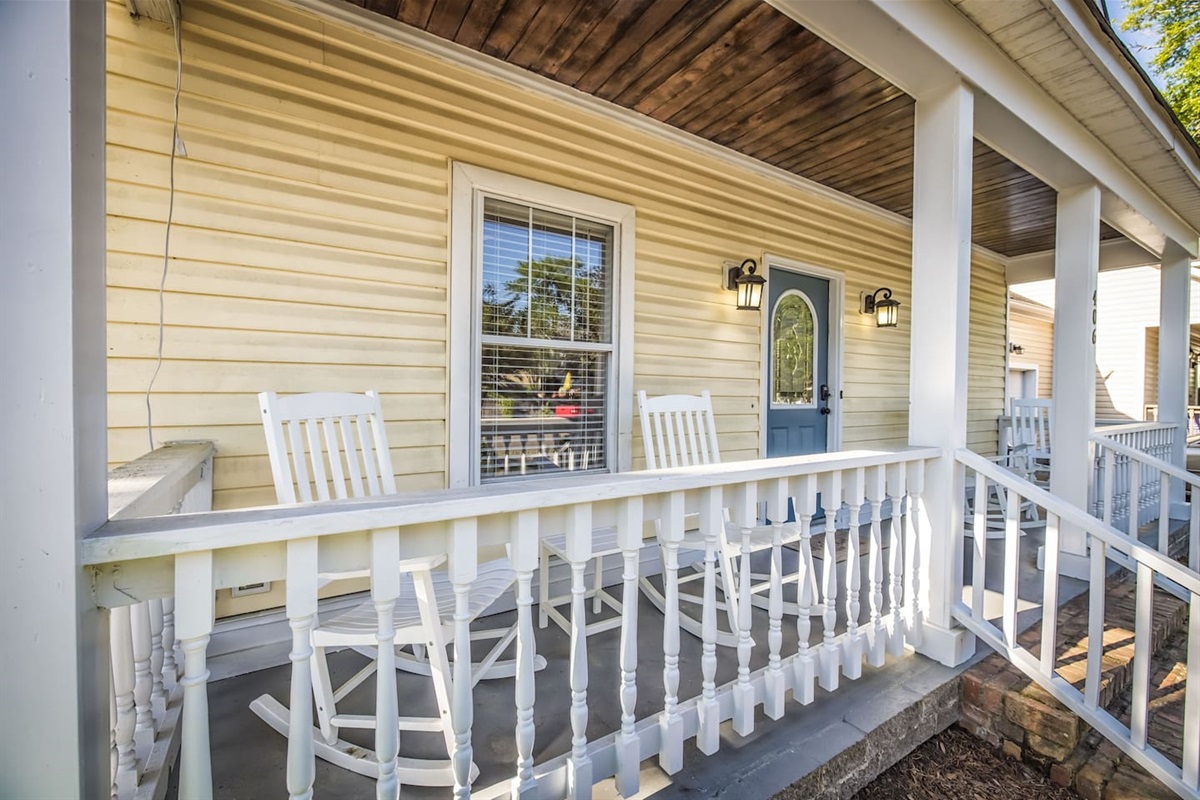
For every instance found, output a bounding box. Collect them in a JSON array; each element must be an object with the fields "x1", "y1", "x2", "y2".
[{"x1": 145, "y1": 1, "x2": 183, "y2": 451}]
